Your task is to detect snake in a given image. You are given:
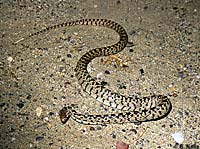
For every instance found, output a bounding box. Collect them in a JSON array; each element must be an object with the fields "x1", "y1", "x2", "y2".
[{"x1": 19, "y1": 18, "x2": 172, "y2": 125}]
